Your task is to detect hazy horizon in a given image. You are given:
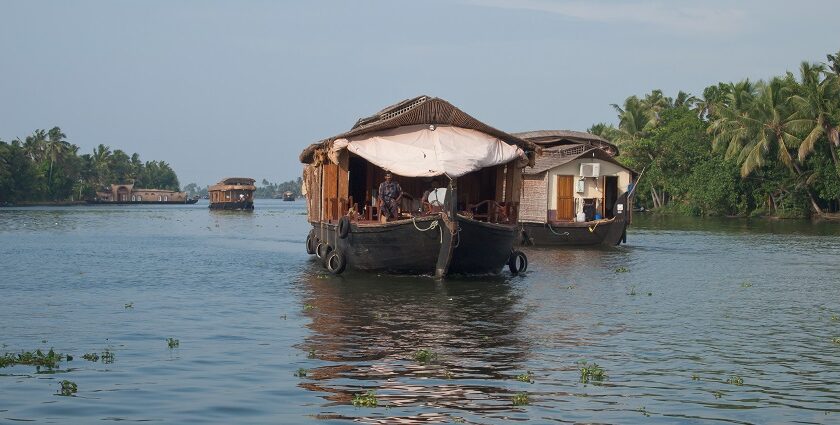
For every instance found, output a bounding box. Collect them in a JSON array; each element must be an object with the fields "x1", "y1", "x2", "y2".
[{"x1": 2, "y1": 0, "x2": 839, "y2": 187}]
